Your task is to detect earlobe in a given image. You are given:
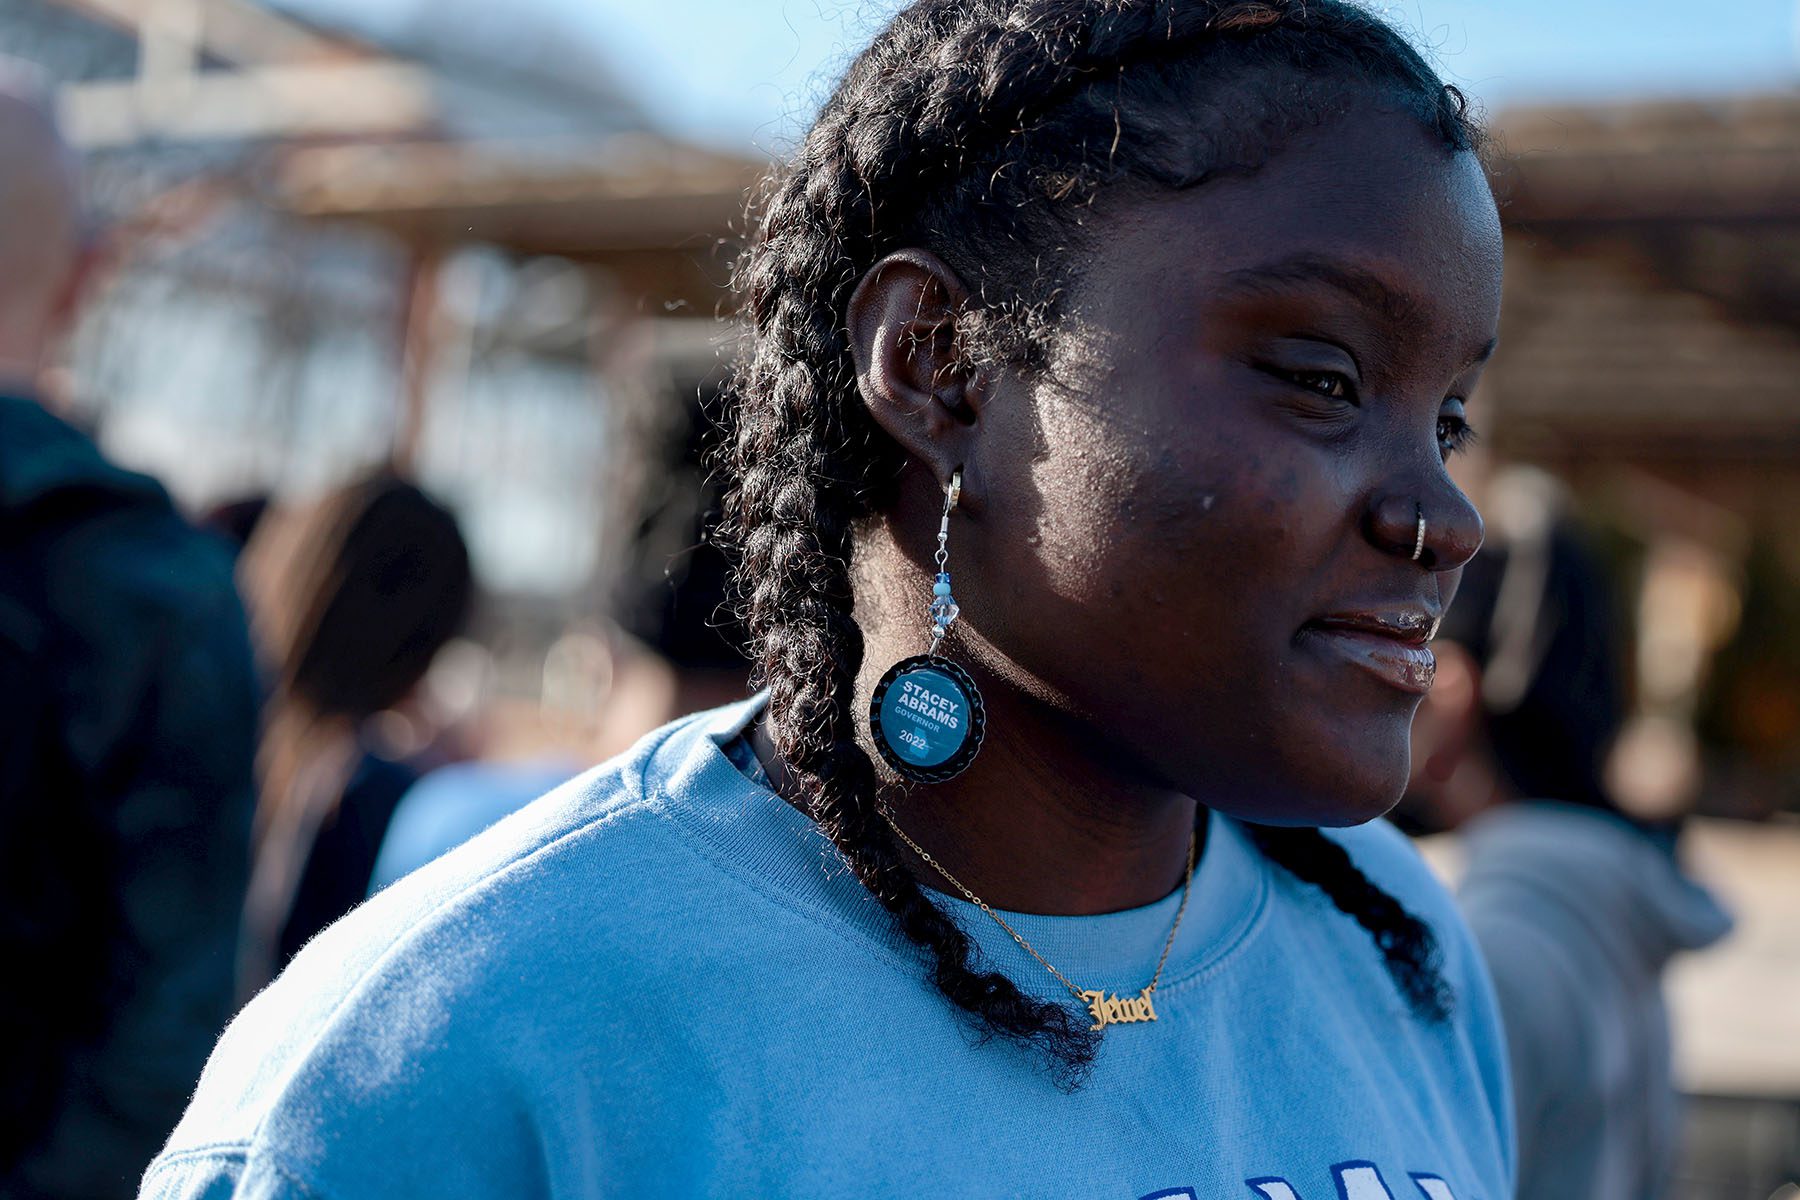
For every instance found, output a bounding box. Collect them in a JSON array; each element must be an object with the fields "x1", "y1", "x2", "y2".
[{"x1": 847, "y1": 248, "x2": 986, "y2": 485}]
